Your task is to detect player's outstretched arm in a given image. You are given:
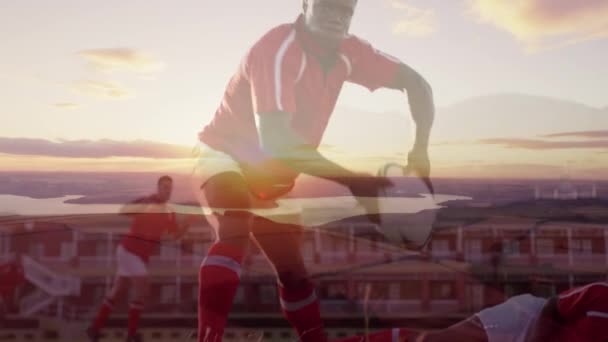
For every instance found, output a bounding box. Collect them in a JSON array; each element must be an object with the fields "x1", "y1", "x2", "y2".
[
  {"x1": 118, "y1": 197, "x2": 149, "y2": 216},
  {"x1": 257, "y1": 111, "x2": 393, "y2": 198},
  {"x1": 171, "y1": 214, "x2": 196, "y2": 240},
  {"x1": 257, "y1": 111, "x2": 359, "y2": 180},
  {"x1": 255, "y1": 112, "x2": 391, "y2": 216},
  {"x1": 391, "y1": 63, "x2": 434, "y2": 179}
]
